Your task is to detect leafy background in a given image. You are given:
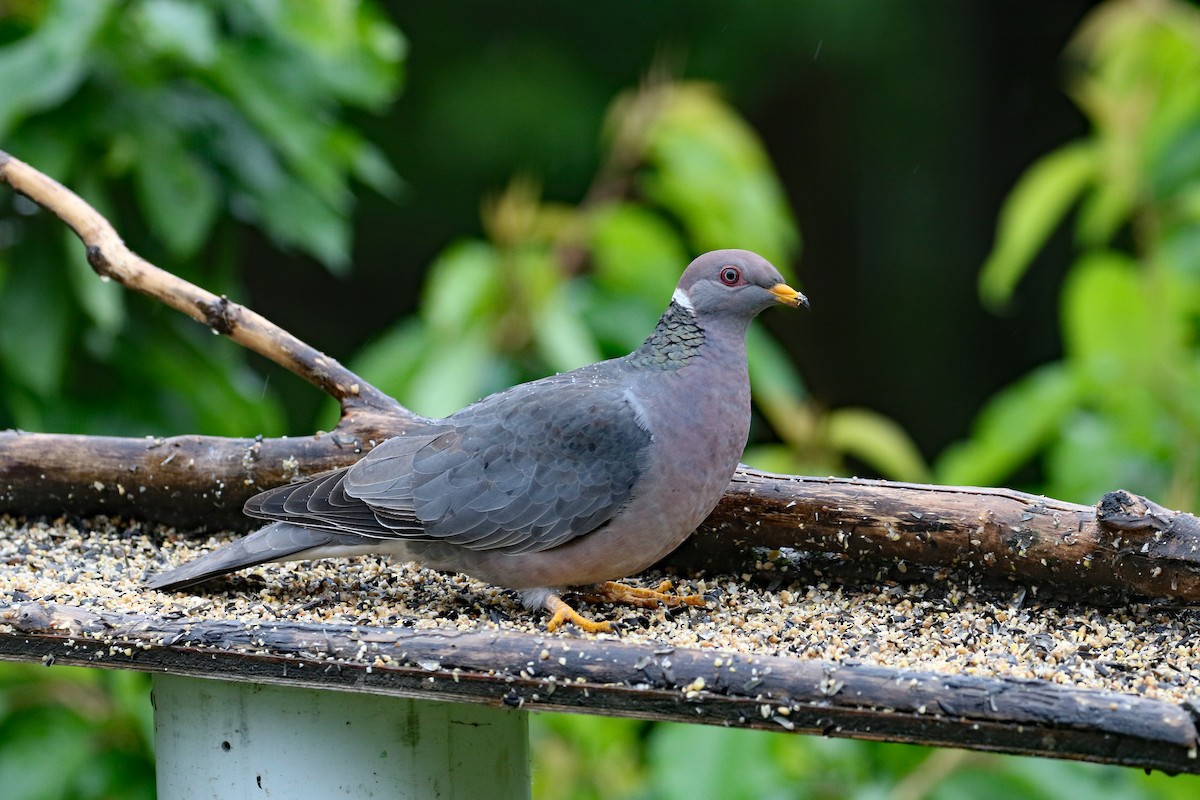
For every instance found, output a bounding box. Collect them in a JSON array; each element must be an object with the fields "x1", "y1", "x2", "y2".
[{"x1": 1, "y1": 0, "x2": 1199, "y2": 797}]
